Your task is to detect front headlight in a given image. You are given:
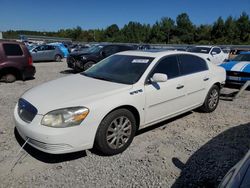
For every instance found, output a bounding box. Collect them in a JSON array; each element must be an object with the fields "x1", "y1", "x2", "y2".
[
  {"x1": 41, "y1": 107, "x2": 89, "y2": 128},
  {"x1": 81, "y1": 56, "x2": 87, "y2": 60}
]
